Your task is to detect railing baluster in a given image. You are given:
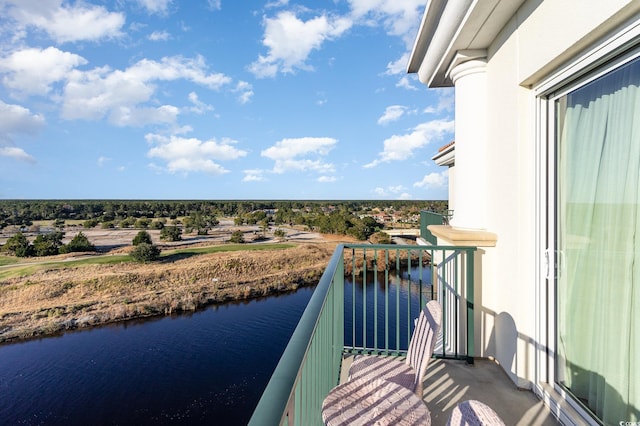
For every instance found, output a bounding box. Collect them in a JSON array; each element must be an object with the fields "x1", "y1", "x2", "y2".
[
  {"x1": 351, "y1": 247, "x2": 356, "y2": 351},
  {"x1": 407, "y1": 249, "x2": 412, "y2": 344},
  {"x1": 362, "y1": 248, "x2": 367, "y2": 351},
  {"x1": 454, "y1": 250, "x2": 459, "y2": 359},
  {"x1": 373, "y1": 249, "x2": 378, "y2": 353},
  {"x1": 385, "y1": 250, "x2": 389, "y2": 353},
  {"x1": 395, "y1": 248, "x2": 400, "y2": 352}
]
